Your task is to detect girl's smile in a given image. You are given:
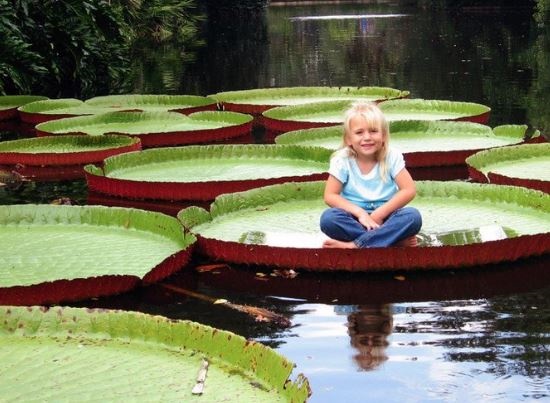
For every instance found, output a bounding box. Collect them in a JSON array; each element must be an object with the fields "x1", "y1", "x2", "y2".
[{"x1": 346, "y1": 115, "x2": 385, "y2": 159}]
